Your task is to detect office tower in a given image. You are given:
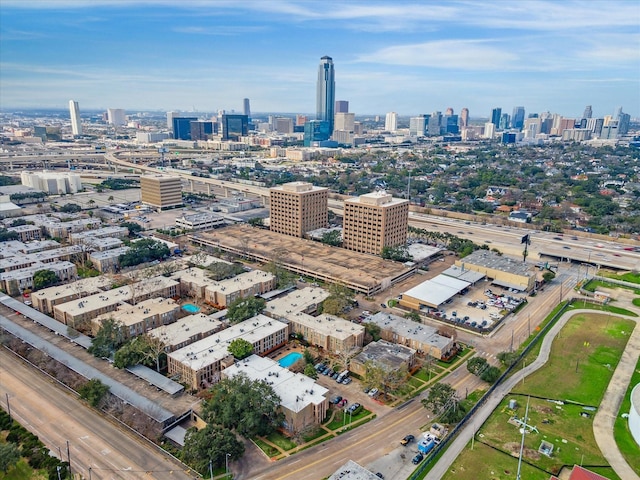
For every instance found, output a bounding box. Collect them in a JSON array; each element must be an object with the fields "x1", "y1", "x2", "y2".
[
  {"x1": 427, "y1": 111, "x2": 442, "y2": 136},
  {"x1": 303, "y1": 120, "x2": 330, "y2": 146},
  {"x1": 140, "y1": 175, "x2": 183, "y2": 210},
  {"x1": 243, "y1": 98, "x2": 251, "y2": 117},
  {"x1": 445, "y1": 107, "x2": 454, "y2": 116},
  {"x1": 499, "y1": 113, "x2": 510, "y2": 131},
  {"x1": 220, "y1": 114, "x2": 249, "y2": 141},
  {"x1": 490, "y1": 108, "x2": 502, "y2": 127},
  {"x1": 409, "y1": 115, "x2": 427, "y2": 136},
  {"x1": 172, "y1": 117, "x2": 197, "y2": 140},
  {"x1": 385, "y1": 112, "x2": 398, "y2": 132},
  {"x1": 353, "y1": 122, "x2": 363, "y2": 135},
  {"x1": 167, "y1": 111, "x2": 180, "y2": 129},
  {"x1": 618, "y1": 112, "x2": 630, "y2": 135},
  {"x1": 190, "y1": 121, "x2": 214, "y2": 141},
  {"x1": 444, "y1": 114, "x2": 459, "y2": 134},
  {"x1": 274, "y1": 117, "x2": 294, "y2": 134},
  {"x1": 585, "y1": 117, "x2": 604, "y2": 137},
  {"x1": 107, "y1": 108, "x2": 126, "y2": 127},
  {"x1": 296, "y1": 115, "x2": 308, "y2": 126},
  {"x1": 334, "y1": 112, "x2": 355, "y2": 132},
  {"x1": 316, "y1": 56, "x2": 336, "y2": 132},
  {"x1": 460, "y1": 108, "x2": 469, "y2": 128},
  {"x1": 269, "y1": 182, "x2": 328, "y2": 237},
  {"x1": 342, "y1": 191, "x2": 409, "y2": 255},
  {"x1": 511, "y1": 106, "x2": 525, "y2": 129},
  {"x1": 484, "y1": 122, "x2": 496, "y2": 139},
  {"x1": 335, "y1": 100, "x2": 349, "y2": 113},
  {"x1": 69, "y1": 100, "x2": 82, "y2": 136},
  {"x1": 583, "y1": 105, "x2": 592, "y2": 119}
]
